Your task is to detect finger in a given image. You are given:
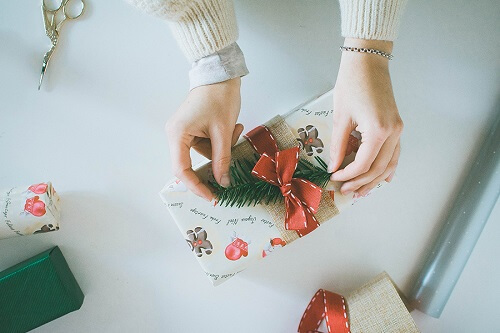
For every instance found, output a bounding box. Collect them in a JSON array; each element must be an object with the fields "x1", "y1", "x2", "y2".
[
  {"x1": 233, "y1": 123, "x2": 244, "y2": 143},
  {"x1": 328, "y1": 116, "x2": 355, "y2": 173},
  {"x1": 192, "y1": 138, "x2": 212, "y2": 160},
  {"x1": 193, "y1": 123, "x2": 244, "y2": 160},
  {"x1": 331, "y1": 129, "x2": 388, "y2": 182},
  {"x1": 169, "y1": 136, "x2": 214, "y2": 201},
  {"x1": 356, "y1": 141, "x2": 401, "y2": 196},
  {"x1": 339, "y1": 135, "x2": 399, "y2": 194},
  {"x1": 210, "y1": 124, "x2": 234, "y2": 187},
  {"x1": 386, "y1": 170, "x2": 396, "y2": 182}
]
